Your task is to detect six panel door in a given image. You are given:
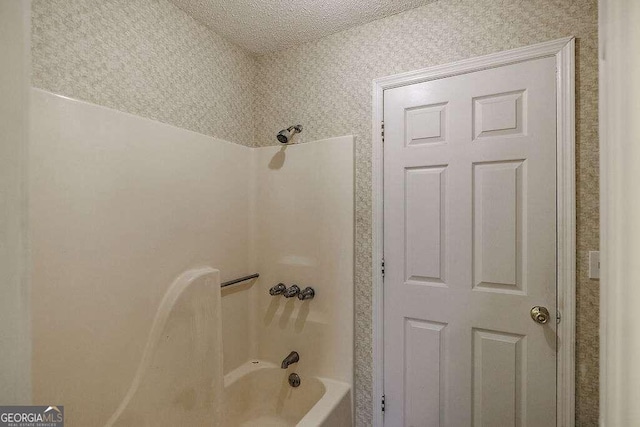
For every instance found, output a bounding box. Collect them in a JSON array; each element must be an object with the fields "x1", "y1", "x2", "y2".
[{"x1": 383, "y1": 56, "x2": 558, "y2": 426}]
